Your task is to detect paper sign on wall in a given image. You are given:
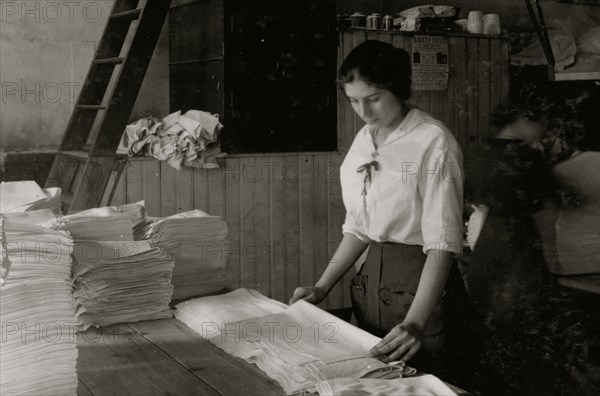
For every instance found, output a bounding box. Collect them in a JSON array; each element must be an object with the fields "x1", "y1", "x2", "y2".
[{"x1": 411, "y1": 36, "x2": 449, "y2": 90}]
